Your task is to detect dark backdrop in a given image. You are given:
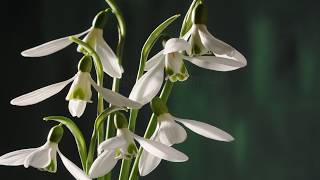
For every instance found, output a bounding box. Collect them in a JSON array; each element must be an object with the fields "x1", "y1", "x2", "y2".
[{"x1": 1, "y1": 0, "x2": 320, "y2": 179}]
